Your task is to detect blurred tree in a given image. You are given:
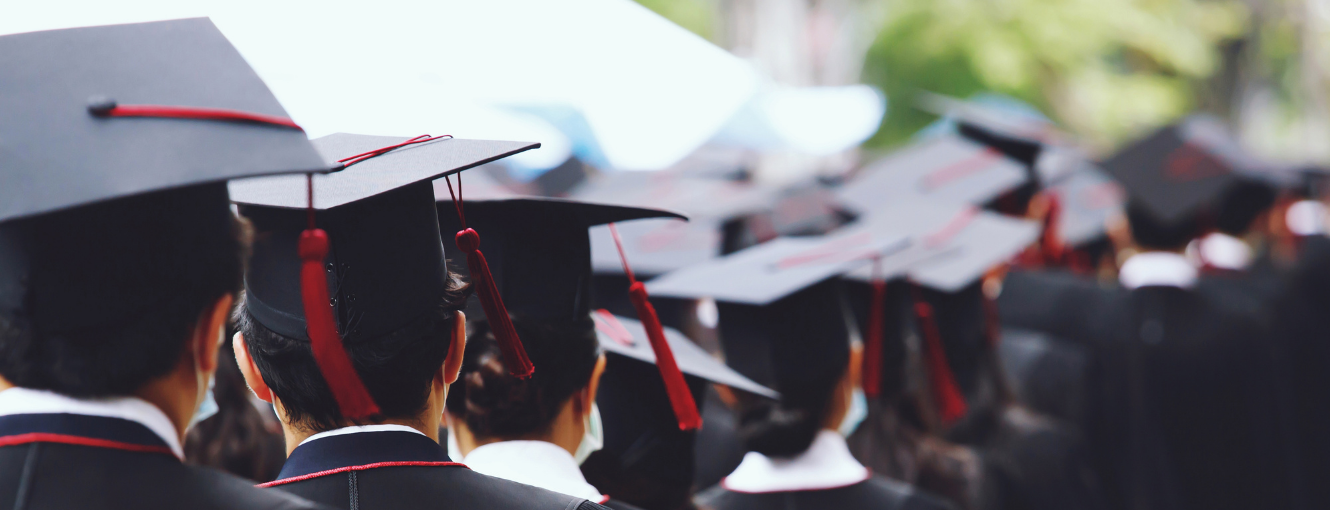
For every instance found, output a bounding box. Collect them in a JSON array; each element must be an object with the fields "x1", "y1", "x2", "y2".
[
  {"x1": 863, "y1": 0, "x2": 1249, "y2": 151},
  {"x1": 633, "y1": 0, "x2": 718, "y2": 41}
]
